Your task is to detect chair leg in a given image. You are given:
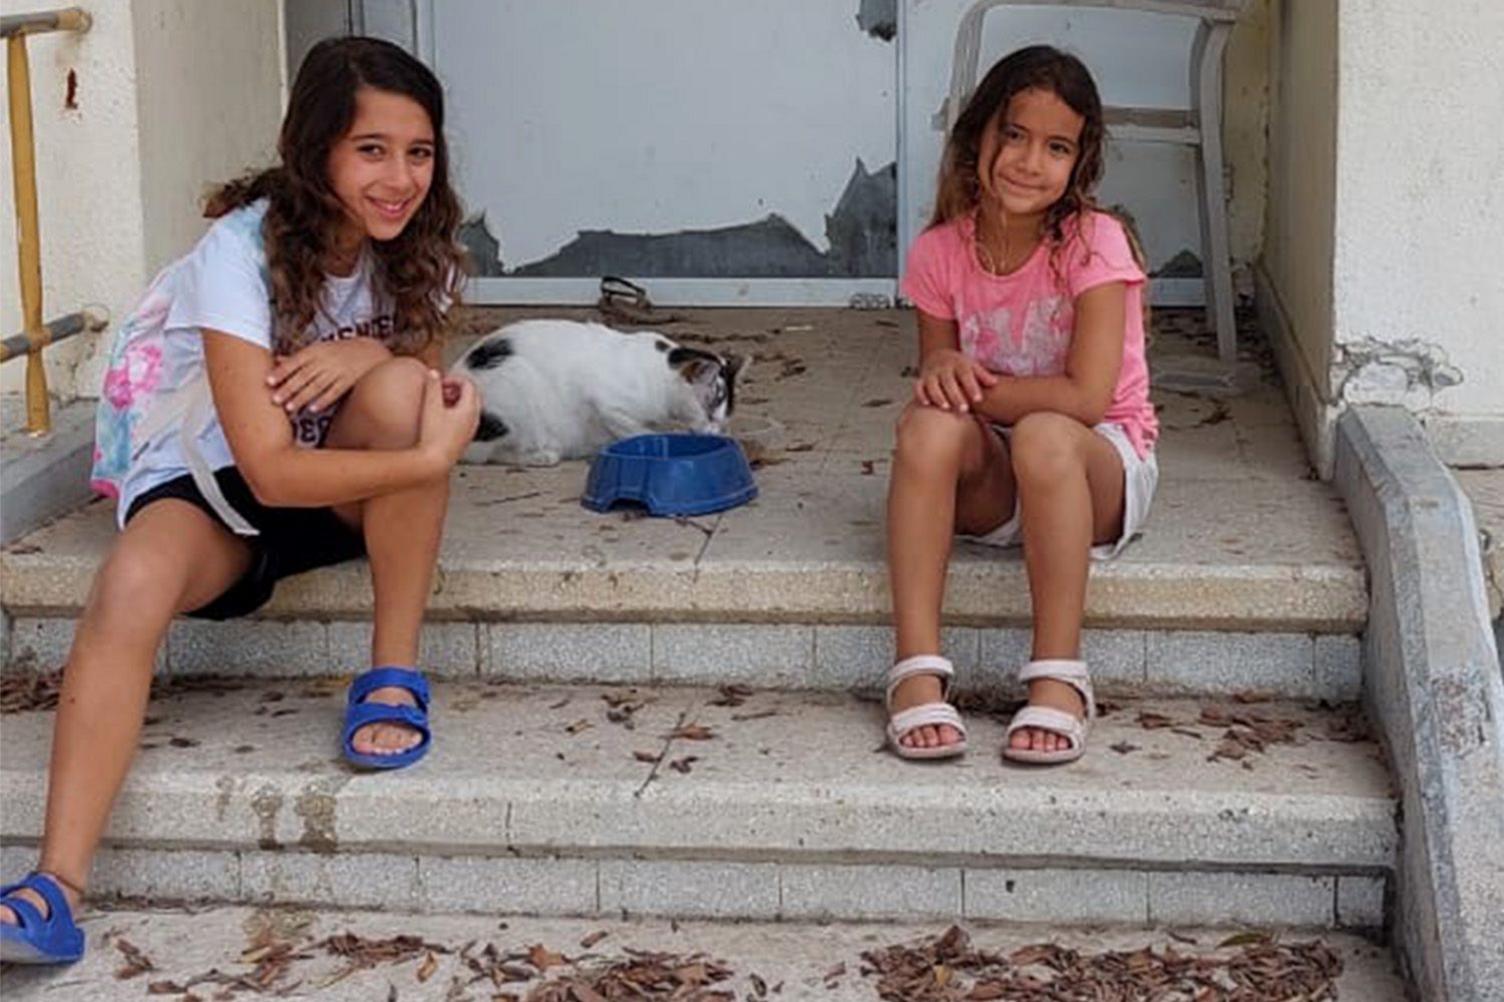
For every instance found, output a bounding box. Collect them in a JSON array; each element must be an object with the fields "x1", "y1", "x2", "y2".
[{"x1": 1191, "y1": 20, "x2": 1238, "y2": 367}]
